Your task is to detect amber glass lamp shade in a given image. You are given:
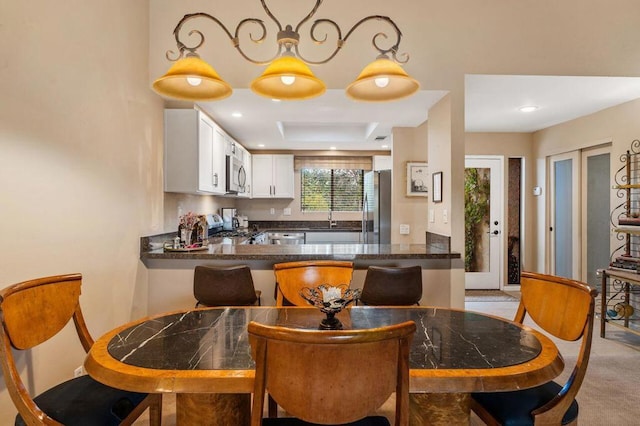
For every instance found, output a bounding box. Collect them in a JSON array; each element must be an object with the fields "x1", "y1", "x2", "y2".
[
  {"x1": 346, "y1": 57, "x2": 419, "y2": 102},
  {"x1": 250, "y1": 55, "x2": 326, "y2": 101},
  {"x1": 152, "y1": 55, "x2": 232, "y2": 101}
]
